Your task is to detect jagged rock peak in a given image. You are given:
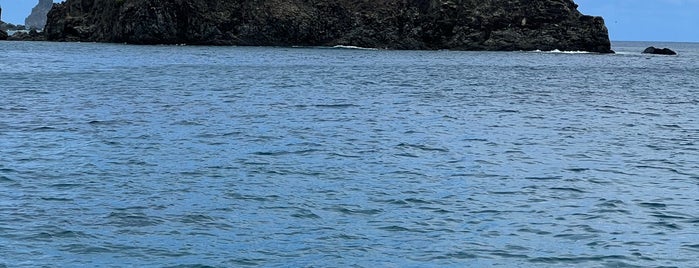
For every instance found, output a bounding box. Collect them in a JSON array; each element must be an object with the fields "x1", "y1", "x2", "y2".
[
  {"x1": 45, "y1": 0, "x2": 613, "y2": 53},
  {"x1": 25, "y1": 0, "x2": 54, "y2": 30}
]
